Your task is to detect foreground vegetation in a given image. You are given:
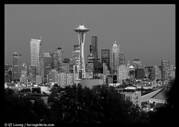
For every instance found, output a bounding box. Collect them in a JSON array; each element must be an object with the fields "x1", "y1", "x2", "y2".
[{"x1": 4, "y1": 79, "x2": 176, "y2": 125}]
